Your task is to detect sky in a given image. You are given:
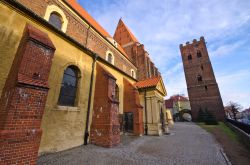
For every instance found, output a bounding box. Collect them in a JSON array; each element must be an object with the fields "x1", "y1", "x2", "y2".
[{"x1": 78, "y1": 0, "x2": 250, "y2": 109}]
